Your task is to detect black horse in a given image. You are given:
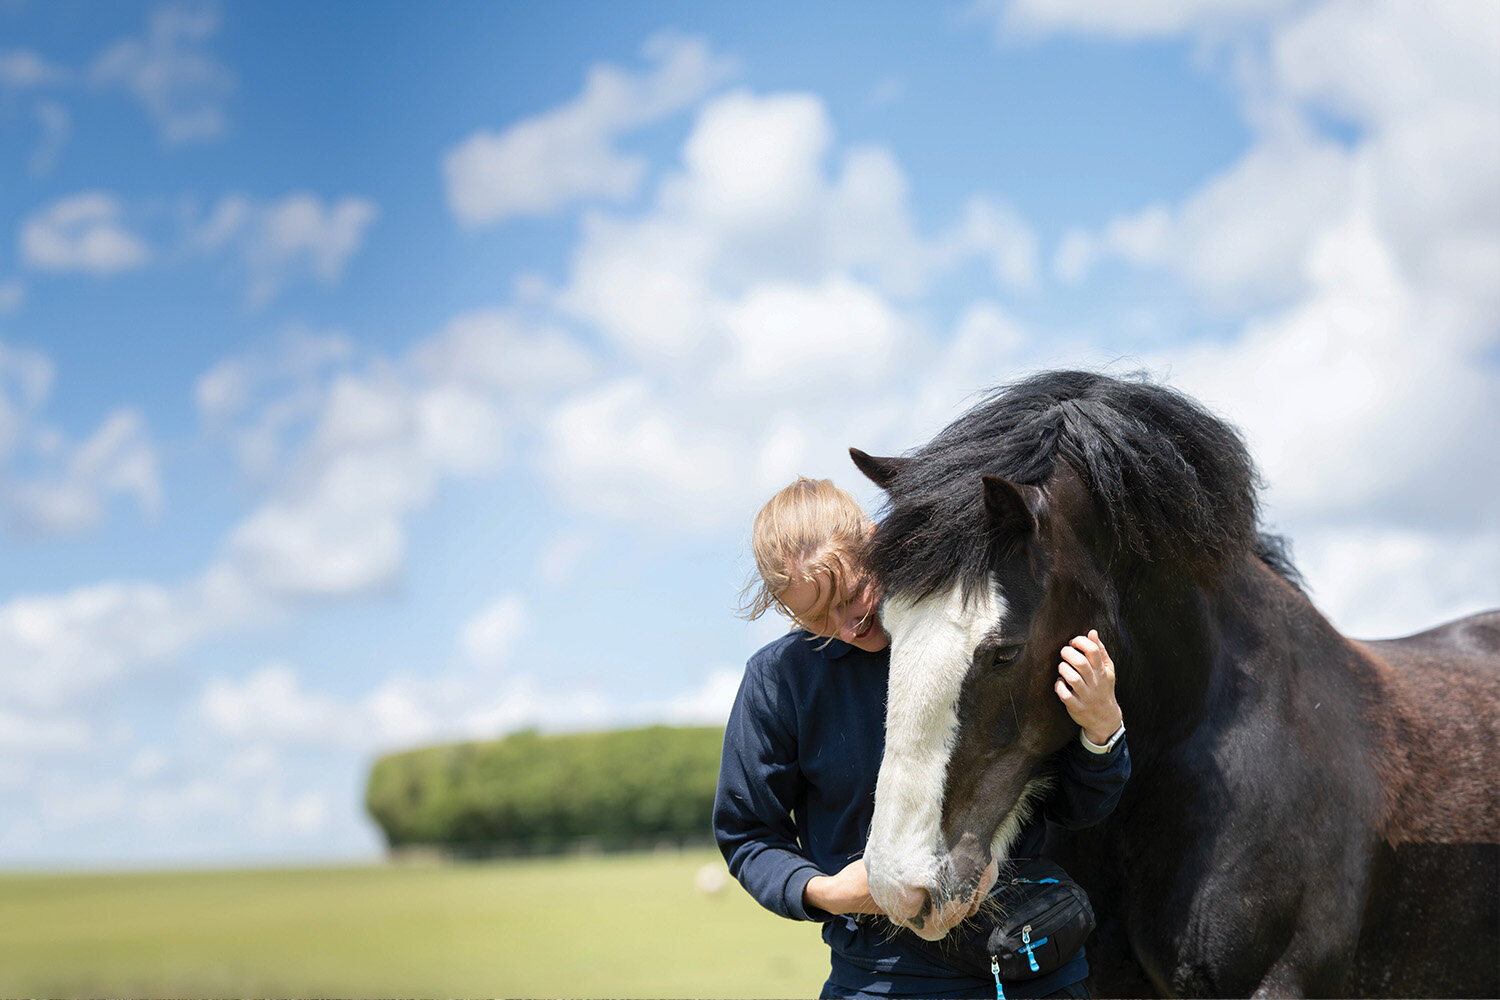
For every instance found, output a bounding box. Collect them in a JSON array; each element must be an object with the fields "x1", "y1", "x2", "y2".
[{"x1": 850, "y1": 371, "x2": 1498, "y2": 998}]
